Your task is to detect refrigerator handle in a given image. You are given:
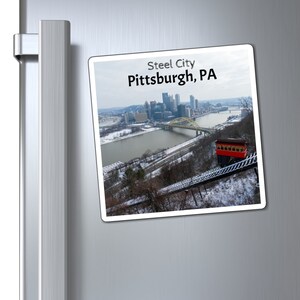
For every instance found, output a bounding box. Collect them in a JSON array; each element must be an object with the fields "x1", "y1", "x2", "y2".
[
  {"x1": 38, "y1": 20, "x2": 70, "y2": 300},
  {"x1": 15, "y1": 20, "x2": 70, "y2": 300}
]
